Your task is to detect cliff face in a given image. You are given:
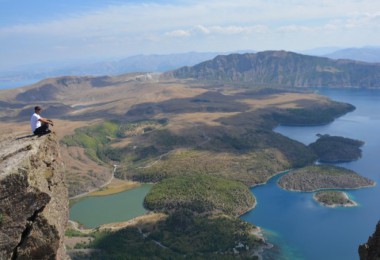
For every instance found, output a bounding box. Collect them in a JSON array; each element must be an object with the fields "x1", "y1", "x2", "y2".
[
  {"x1": 0, "y1": 133, "x2": 68, "y2": 259},
  {"x1": 359, "y1": 221, "x2": 380, "y2": 260},
  {"x1": 168, "y1": 51, "x2": 380, "y2": 88}
]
